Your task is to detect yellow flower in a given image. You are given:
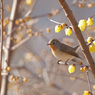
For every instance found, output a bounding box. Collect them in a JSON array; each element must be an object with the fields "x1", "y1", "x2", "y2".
[
  {"x1": 24, "y1": 52, "x2": 33, "y2": 62},
  {"x1": 89, "y1": 44, "x2": 95, "y2": 53},
  {"x1": 87, "y1": 18, "x2": 93, "y2": 26},
  {"x1": 3, "y1": 19, "x2": 9, "y2": 27},
  {"x1": 83, "y1": 66, "x2": 89, "y2": 71},
  {"x1": 23, "y1": 78, "x2": 27, "y2": 82},
  {"x1": 24, "y1": 16, "x2": 31, "y2": 22},
  {"x1": 78, "y1": 61, "x2": 82, "y2": 65},
  {"x1": 80, "y1": 67, "x2": 85, "y2": 72},
  {"x1": 65, "y1": 28, "x2": 72, "y2": 36},
  {"x1": 93, "y1": 85, "x2": 95, "y2": 90},
  {"x1": 78, "y1": 19, "x2": 87, "y2": 31},
  {"x1": 83, "y1": 90, "x2": 89, "y2": 95},
  {"x1": 15, "y1": 19, "x2": 19, "y2": 25},
  {"x1": 7, "y1": 66, "x2": 11, "y2": 71},
  {"x1": 87, "y1": 37, "x2": 93, "y2": 43},
  {"x1": 68, "y1": 65, "x2": 76, "y2": 74},
  {"x1": 61, "y1": 23, "x2": 66, "y2": 29},
  {"x1": 26, "y1": 0, "x2": 33, "y2": 6},
  {"x1": 55, "y1": 25, "x2": 62, "y2": 33},
  {"x1": 93, "y1": 41, "x2": 95, "y2": 45}
]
